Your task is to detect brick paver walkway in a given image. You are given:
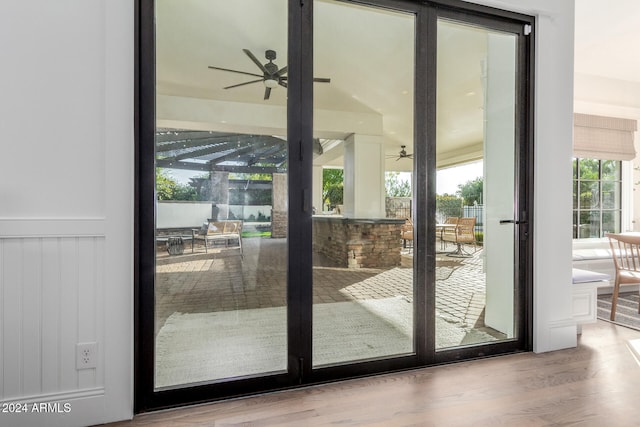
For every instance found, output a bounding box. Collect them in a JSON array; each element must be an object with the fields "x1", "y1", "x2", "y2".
[{"x1": 155, "y1": 237, "x2": 500, "y2": 338}]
